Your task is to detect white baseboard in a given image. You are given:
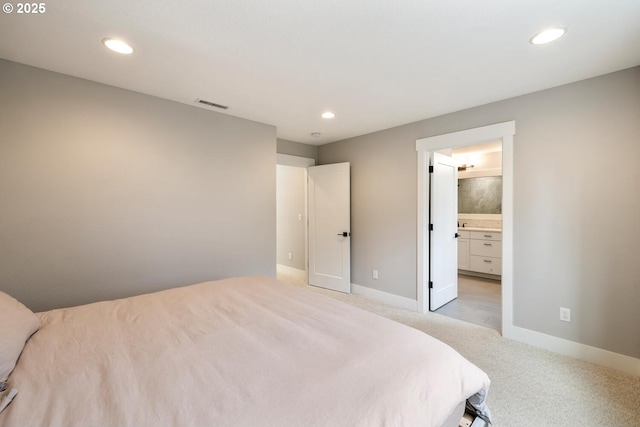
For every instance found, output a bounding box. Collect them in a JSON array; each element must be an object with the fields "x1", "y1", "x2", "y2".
[
  {"x1": 318, "y1": 276, "x2": 640, "y2": 377},
  {"x1": 504, "y1": 324, "x2": 640, "y2": 377},
  {"x1": 351, "y1": 283, "x2": 418, "y2": 312},
  {"x1": 352, "y1": 284, "x2": 640, "y2": 376}
]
